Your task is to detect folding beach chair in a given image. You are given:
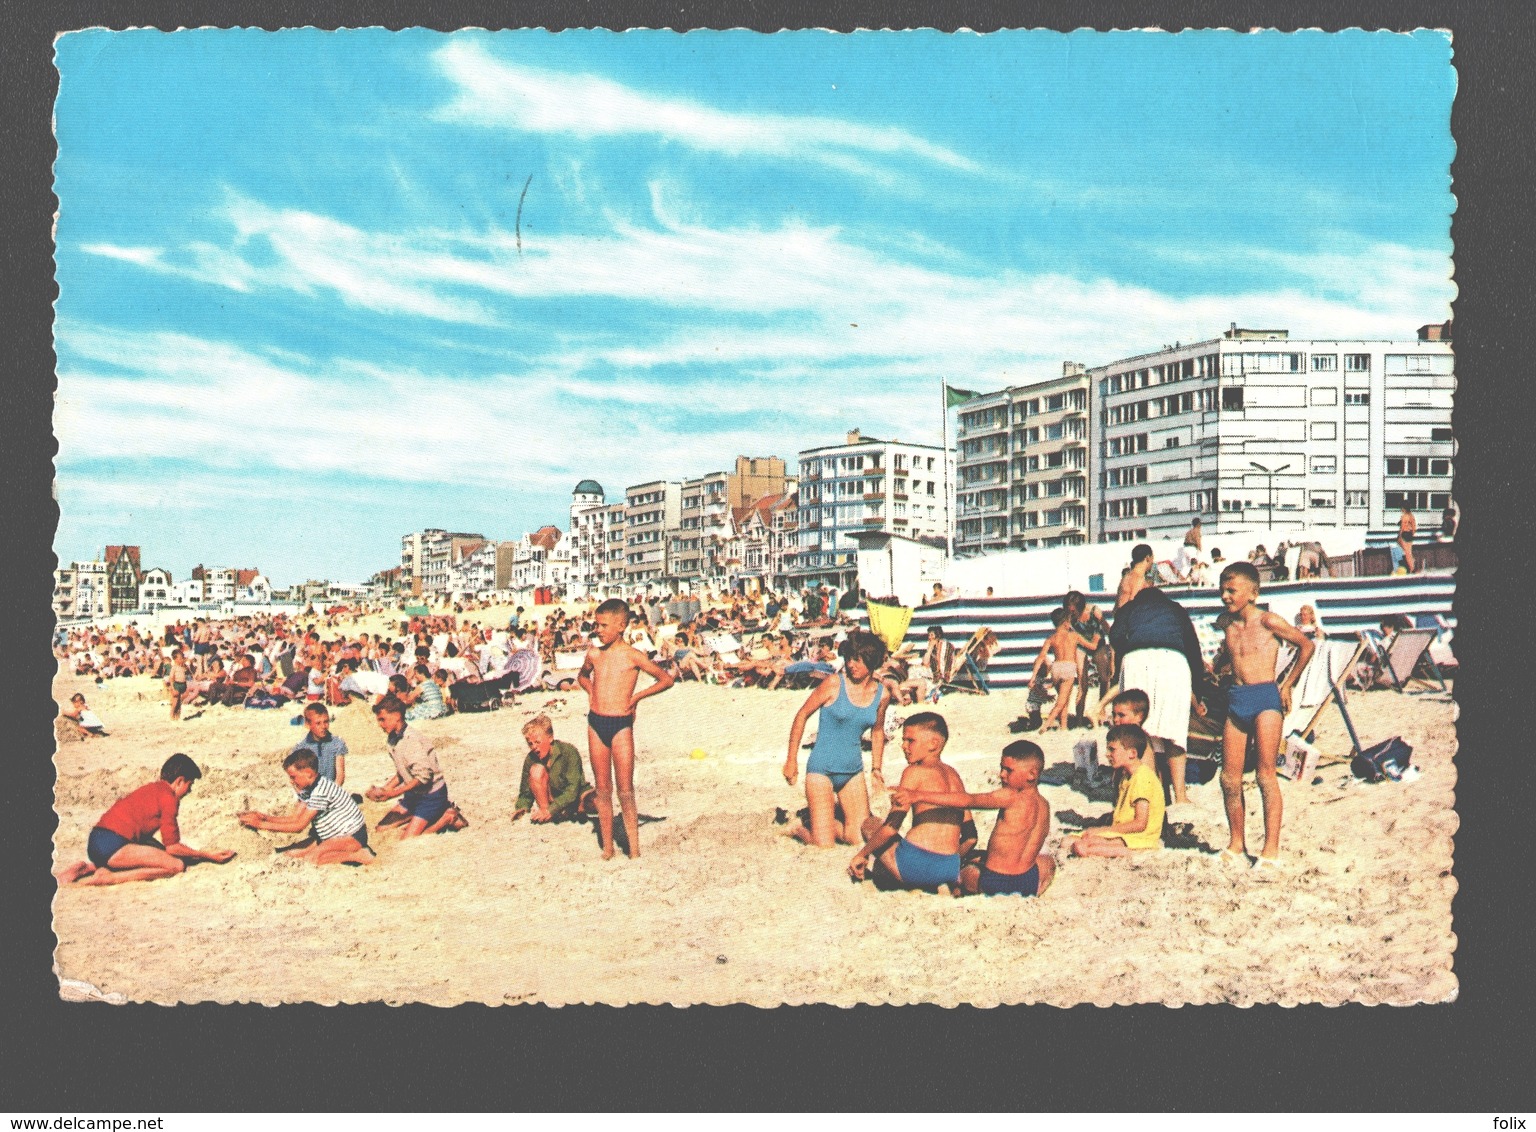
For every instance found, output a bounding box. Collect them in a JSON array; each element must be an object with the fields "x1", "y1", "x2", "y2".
[
  {"x1": 940, "y1": 628, "x2": 992, "y2": 695},
  {"x1": 1286, "y1": 636, "x2": 1372, "y2": 759},
  {"x1": 1365, "y1": 627, "x2": 1449, "y2": 694},
  {"x1": 1414, "y1": 613, "x2": 1458, "y2": 670}
]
